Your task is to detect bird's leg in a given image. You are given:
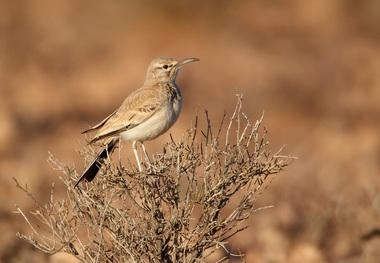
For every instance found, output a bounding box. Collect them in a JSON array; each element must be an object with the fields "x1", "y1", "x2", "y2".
[
  {"x1": 141, "y1": 142, "x2": 158, "y2": 174},
  {"x1": 132, "y1": 141, "x2": 143, "y2": 172},
  {"x1": 141, "y1": 142, "x2": 152, "y2": 163}
]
